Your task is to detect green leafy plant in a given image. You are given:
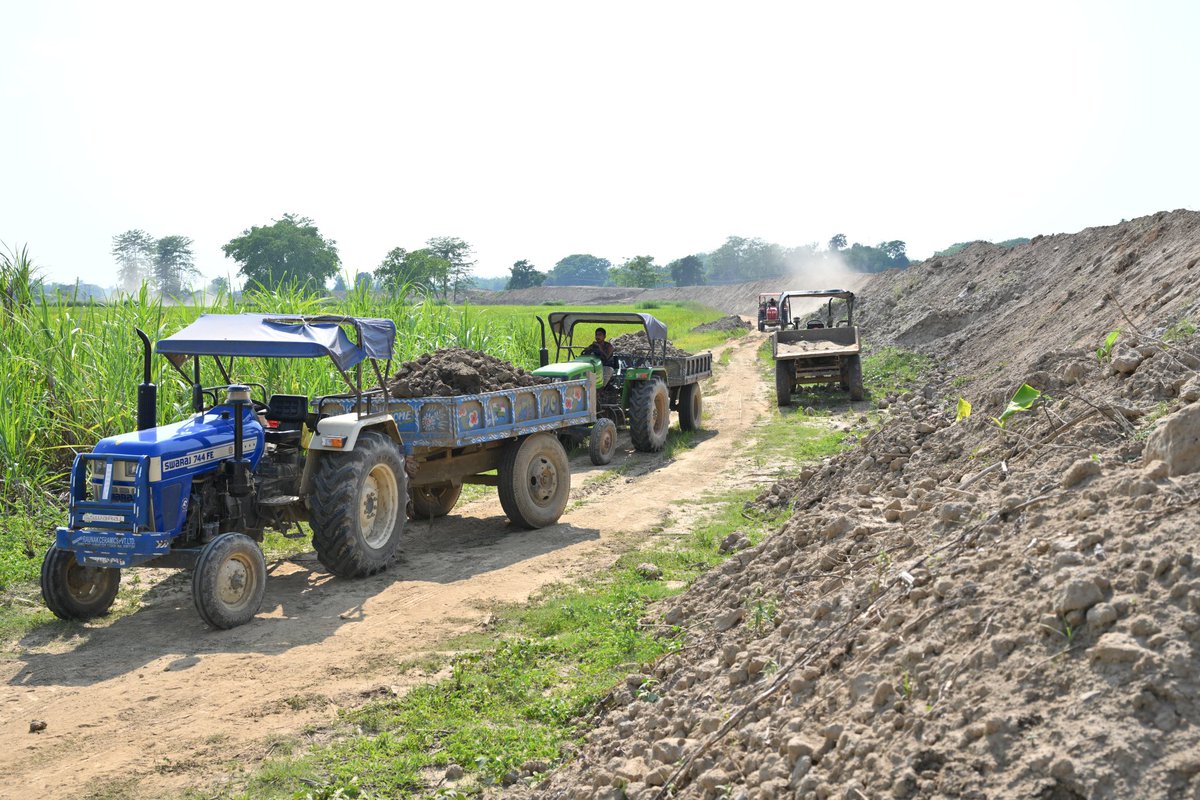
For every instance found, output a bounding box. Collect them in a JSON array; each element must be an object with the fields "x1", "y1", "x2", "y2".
[
  {"x1": 1096, "y1": 329, "x2": 1120, "y2": 362},
  {"x1": 992, "y1": 384, "x2": 1042, "y2": 428}
]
